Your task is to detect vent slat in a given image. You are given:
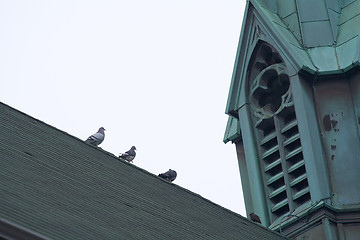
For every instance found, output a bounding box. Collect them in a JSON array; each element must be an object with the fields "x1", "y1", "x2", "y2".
[
  {"x1": 262, "y1": 146, "x2": 279, "y2": 159},
  {"x1": 269, "y1": 185, "x2": 286, "y2": 199},
  {"x1": 286, "y1": 146, "x2": 302, "y2": 160},
  {"x1": 271, "y1": 198, "x2": 288, "y2": 213},
  {"x1": 260, "y1": 132, "x2": 277, "y2": 146},
  {"x1": 265, "y1": 159, "x2": 282, "y2": 172},
  {"x1": 290, "y1": 173, "x2": 307, "y2": 187},
  {"x1": 281, "y1": 119, "x2": 297, "y2": 133},
  {"x1": 283, "y1": 133, "x2": 300, "y2": 146},
  {"x1": 293, "y1": 187, "x2": 310, "y2": 201},
  {"x1": 267, "y1": 172, "x2": 284, "y2": 186},
  {"x1": 288, "y1": 160, "x2": 305, "y2": 174}
]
